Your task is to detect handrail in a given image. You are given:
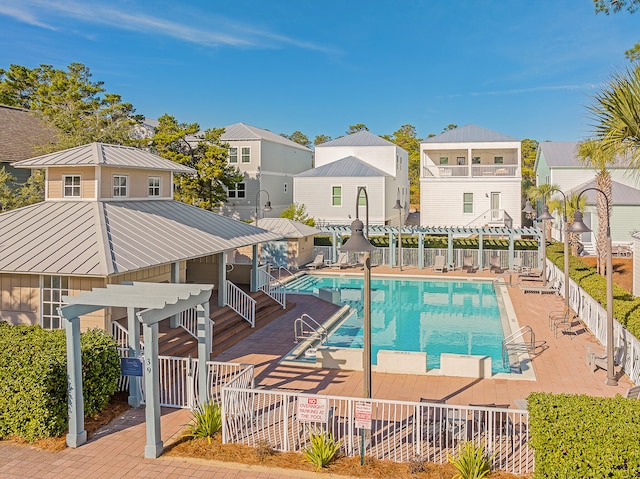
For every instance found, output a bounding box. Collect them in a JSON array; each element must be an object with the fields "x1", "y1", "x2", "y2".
[
  {"x1": 278, "y1": 266, "x2": 296, "y2": 278},
  {"x1": 294, "y1": 313, "x2": 327, "y2": 345},
  {"x1": 225, "y1": 280, "x2": 256, "y2": 328},
  {"x1": 179, "y1": 307, "x2": 216, "y2": 354},
  {"x1": 502, "y1": 325, "x2": 536, "y2": 366},
  {"x1": 257, "y1": 267, "x2": 287, "y2": 309},
  {"x1": 111, "y1": 320, "x2": 144, "y2": 351},
  {"x1": 463, "y1": 208, "x2": 511, "y2": 227}
]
